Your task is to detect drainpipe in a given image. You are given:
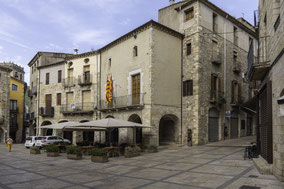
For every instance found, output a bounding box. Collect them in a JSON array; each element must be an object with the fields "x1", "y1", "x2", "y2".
[
  {"x1": 37, "y1": 67, "x2": 40, "y2": 136},
  {"x1": 96, "y1": 53, "x2": 99, "y2": 120},
  {"x1": 223, "y1": 15, "x2": 228, "y2": 140},
  {"x1": 99, "y1": 51, "x2": 102, "y2": 119},
  {"x1": 181, "y1": 39, "x2": 184, "y2": 144}
]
